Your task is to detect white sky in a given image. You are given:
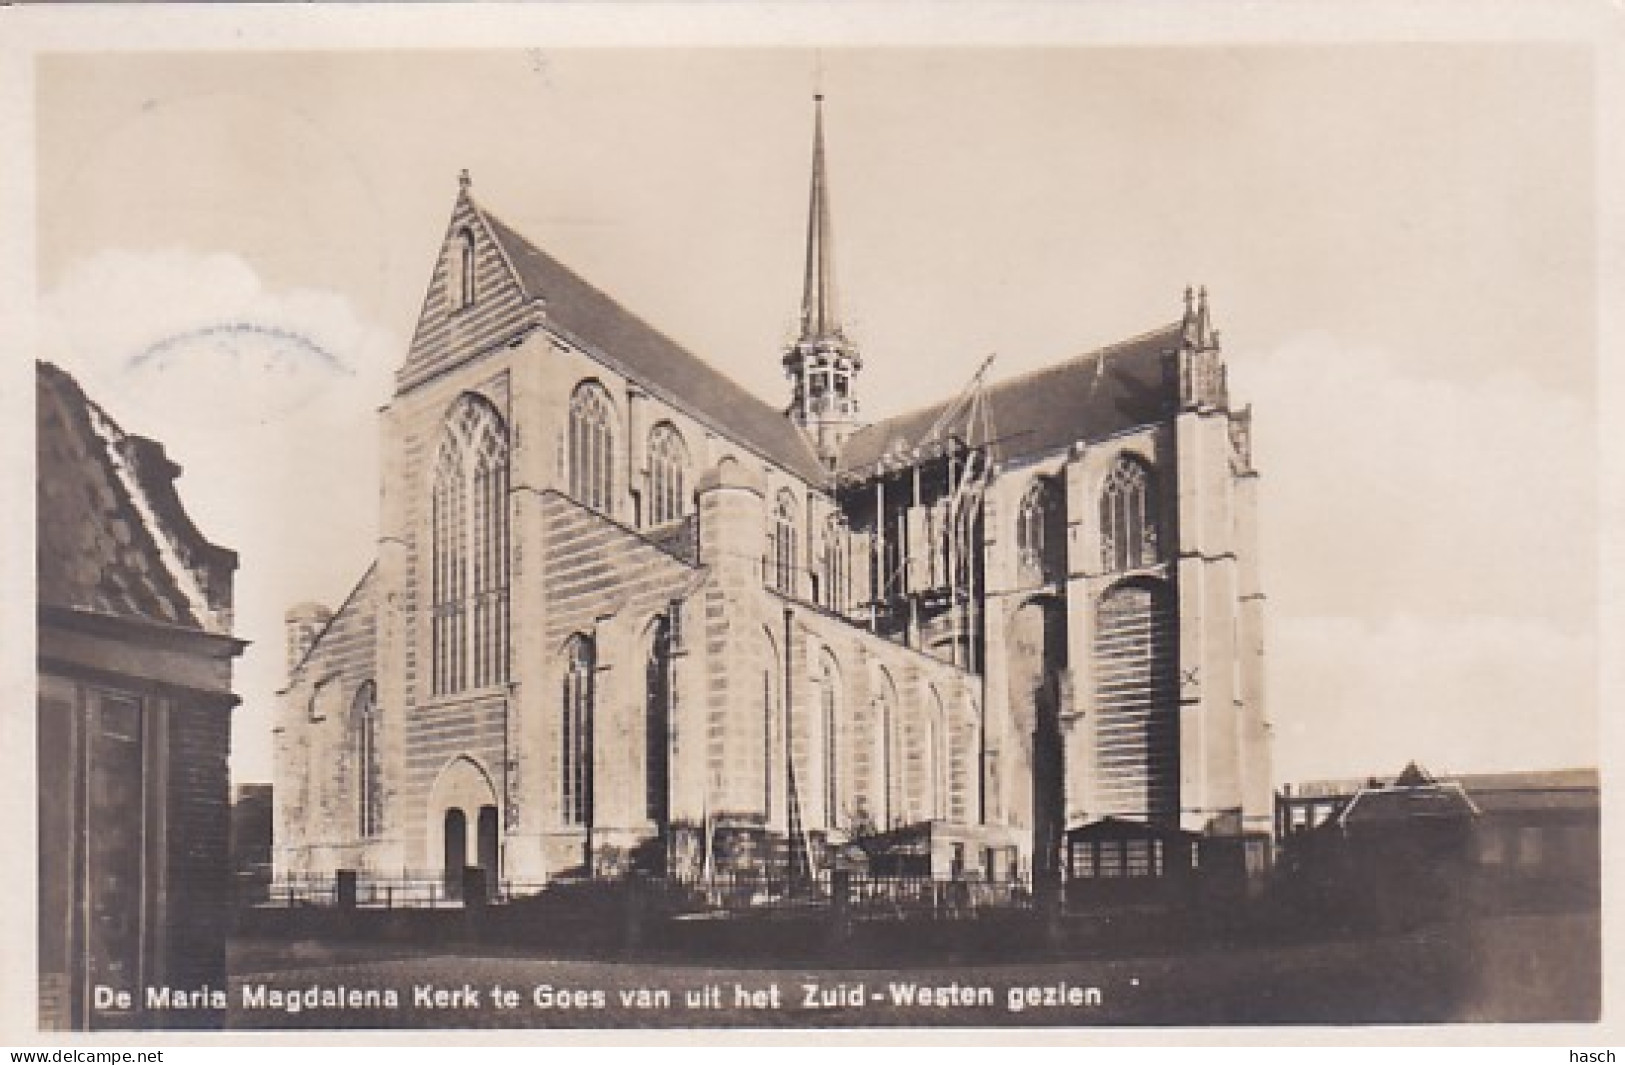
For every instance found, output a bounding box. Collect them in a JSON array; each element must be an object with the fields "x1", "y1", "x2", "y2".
[{"x1": 28, "y1": 41, "x2": 1603, "y2": 788}]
